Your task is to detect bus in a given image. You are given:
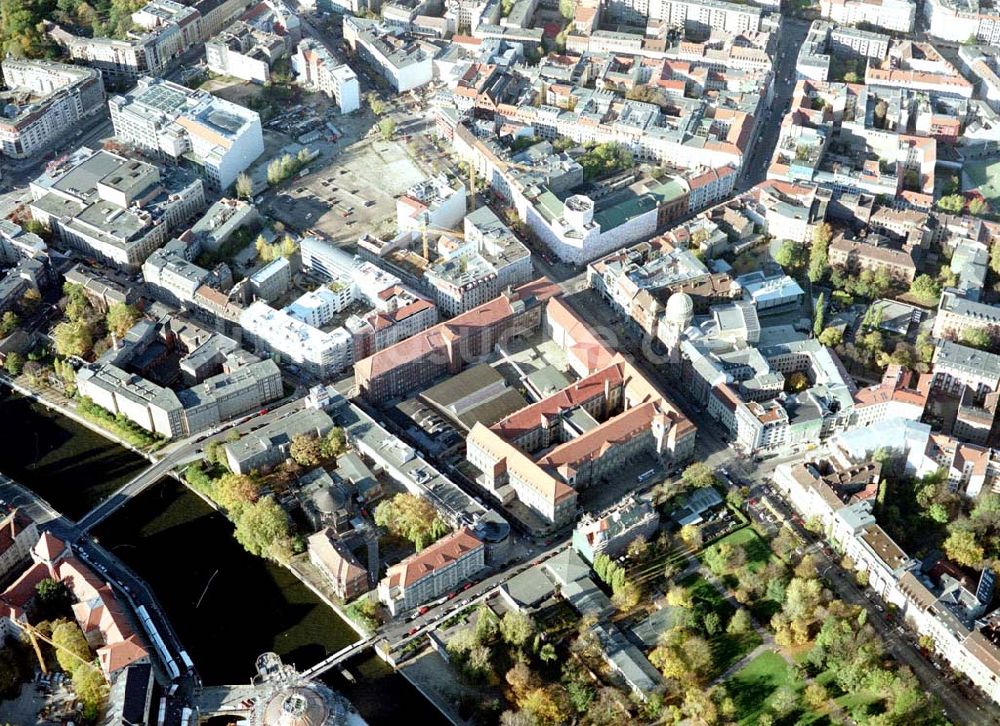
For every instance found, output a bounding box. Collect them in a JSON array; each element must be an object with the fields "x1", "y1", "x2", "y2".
[{"x1": 637, "y1": 469, "x2": 656, "y2": 483}]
